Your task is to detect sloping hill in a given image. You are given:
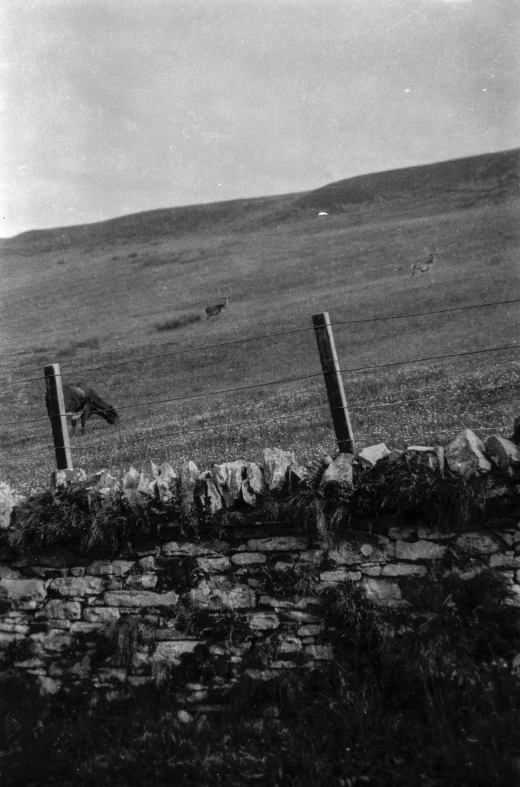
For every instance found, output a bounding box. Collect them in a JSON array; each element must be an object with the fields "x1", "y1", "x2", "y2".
[
  {"x1": 295, "y1": 149, "x2": 520, "y2": 212},
  {"x1": 2, "y1": 149, "x2": 518, "y2": 255}
]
